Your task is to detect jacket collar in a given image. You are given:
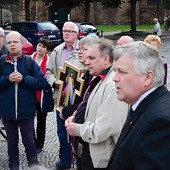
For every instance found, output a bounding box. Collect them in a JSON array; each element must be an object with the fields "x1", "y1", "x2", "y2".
[
  {"x1": 6, "y1": 54, "x2": 23, "y2": 63},
  {"x1": 98, "y1": 66, "x2": 112, "y2": 81},
  {"x1": 134, "y1": 86, "x2": 168, "y2": 115}
]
